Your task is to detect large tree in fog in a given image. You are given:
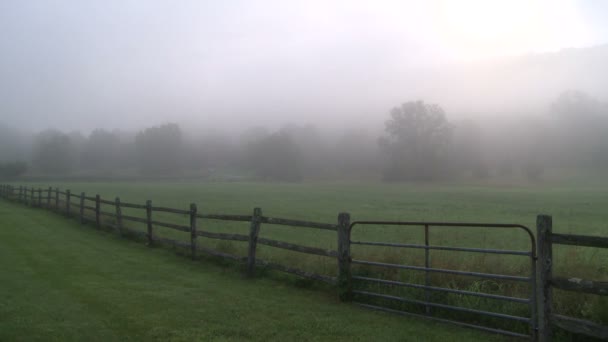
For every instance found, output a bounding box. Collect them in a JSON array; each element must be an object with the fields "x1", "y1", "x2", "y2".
[
  {"x1": 246, "y1": 131, "x2": 302, "y2": 181},
  {"x1": 32, "y1": 130, "x2": 74, "y2": 174},
  {"x1": 379, "y1": 101, "x2": 452, "y2": 181},
  {"x1": 135, "y1": 123, "x2": 182, "y2": 175}
]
